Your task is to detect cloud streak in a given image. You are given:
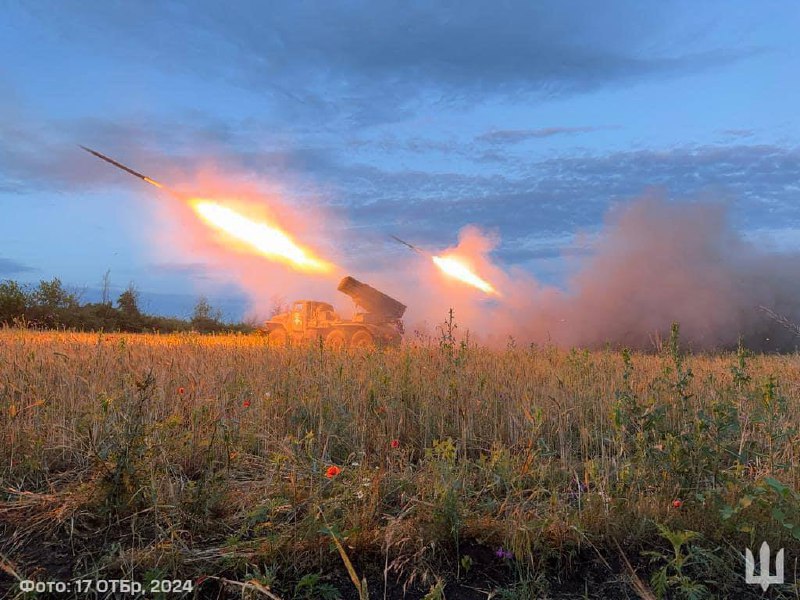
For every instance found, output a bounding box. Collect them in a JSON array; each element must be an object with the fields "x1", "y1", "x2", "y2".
[
  {"x1": 18, "y1": 2, "x2": 759, "y2": 126},
  {"x1": 0, "y1": 258, "x2": 36, "y2": 276},
  {"x1": 476, "y1": 126, "x2": 612, "y2": 144}
]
